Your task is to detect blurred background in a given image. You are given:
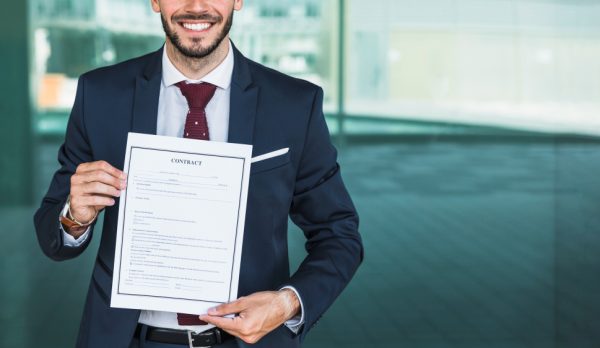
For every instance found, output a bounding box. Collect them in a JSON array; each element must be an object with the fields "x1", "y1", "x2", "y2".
[{"x1": 1, "y1": 0, "x2": 600, "y2": 347}]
